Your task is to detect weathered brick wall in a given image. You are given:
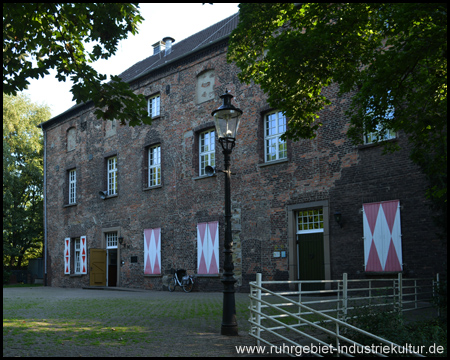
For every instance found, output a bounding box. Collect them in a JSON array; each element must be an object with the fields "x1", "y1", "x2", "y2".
[{"x1": 44, "y1": 41, "x2": 446, "y2": 291}]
